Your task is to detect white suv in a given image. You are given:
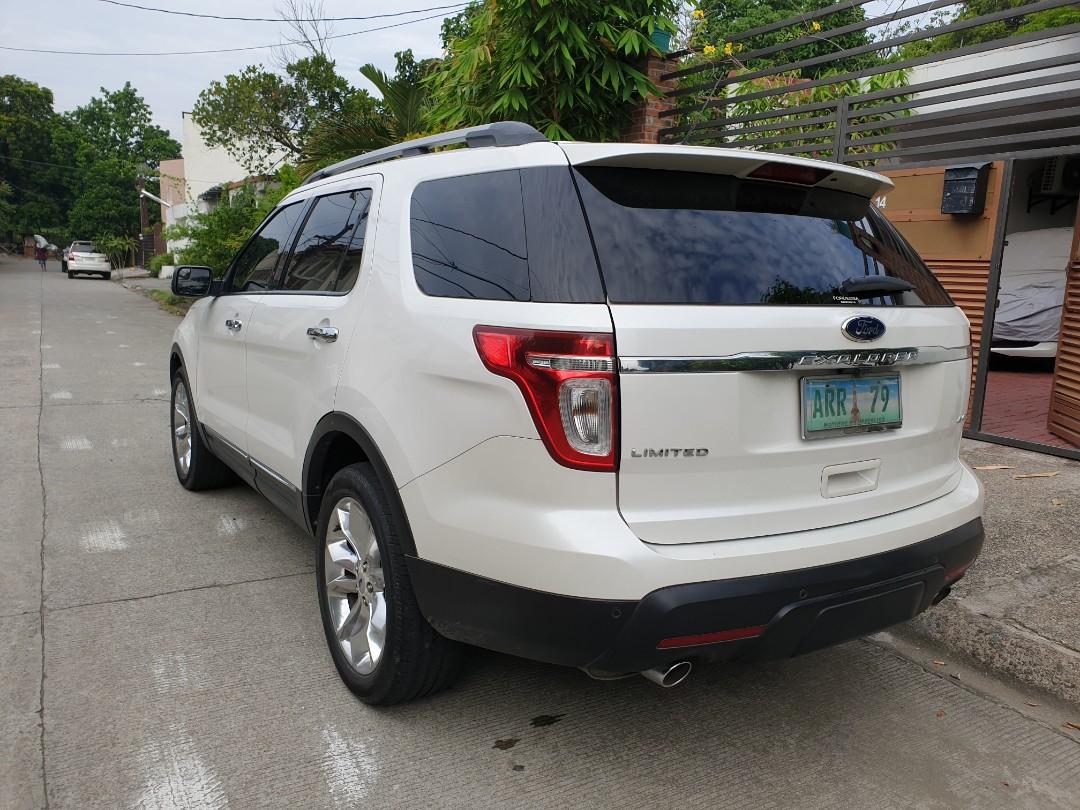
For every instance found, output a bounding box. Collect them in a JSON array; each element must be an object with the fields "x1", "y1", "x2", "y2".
[{"x1": 169, "y1": 122, "x2": 984, "y2": 704}]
